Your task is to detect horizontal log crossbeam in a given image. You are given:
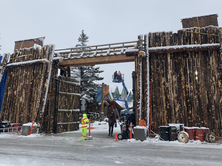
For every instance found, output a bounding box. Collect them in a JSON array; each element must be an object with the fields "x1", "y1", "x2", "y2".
[
  {"x1": 56, "y1": 41, "x2": 221, "y2": 66},
  {"x1": 59, "y1": 92, "x2": 81, "y2": 96},
  {"x1": 59, "y1": 54, "x2": 136, "y2": 66},
  {"x1": 58, "y1": 109, "x2": 80, "y2": 112},
  {"x1": 55, "y1": 41, "x2": 138, "y2": 66},
  {"x1": 56, "y1": 79, "x2": 80, "y2": 86},
  {"x1": 57, "y1": 122, "x2": 80, "y2": 125}
]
